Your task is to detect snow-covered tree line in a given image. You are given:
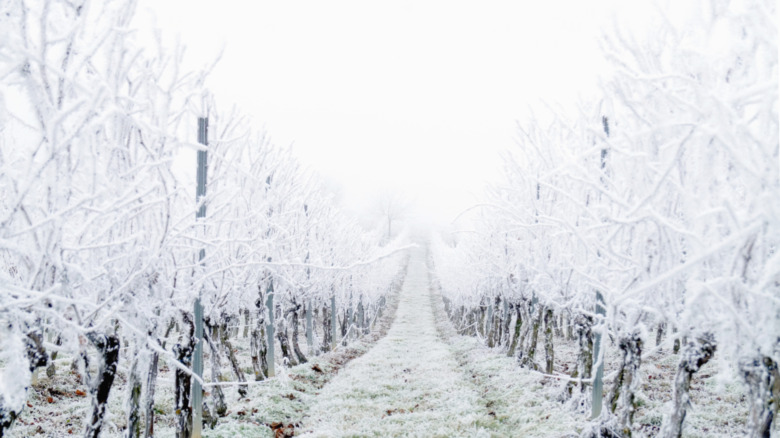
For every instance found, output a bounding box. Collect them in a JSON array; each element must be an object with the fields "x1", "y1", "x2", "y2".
[
  {"x1": 431, "y1": 1, "x2": 777, "y2": 437},
  {"x1": 0, "y1": 0, "x2": 408, "y2": 436}
]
